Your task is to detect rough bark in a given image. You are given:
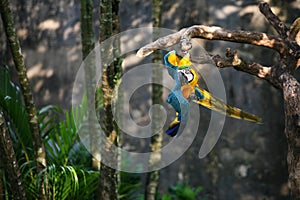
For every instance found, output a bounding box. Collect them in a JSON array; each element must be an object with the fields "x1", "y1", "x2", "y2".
[
  {"x1": 0, "y1": 107, "x2": 27, "y2": 200},
  {"x1": 137, "y1": 25, "x2": 286, "y2": 57},
  {"x1": 99, "y1": 0, "x2": 121, "y2": 199},
  {"x1": 145, "y1": 0, "x2": 163, "y2": 200},
  {"x1": 80, "y1": 0, "x2": 100, "y2": 171},
  {"x1": 211, "y1": 48, "x2": 282, "y2": 88},
  {"x1": 0, "y1": 0, "x2": 48, "y2": 199},
  {"x1": 280, "y1": 72, "x2": 300, "y2": 198},
  {"x1": 81, "y1": 0, "x2": 95, "y2": 59},
  {"x1": 137, "y1": 2, "x2": 300, "y2": 199}
]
